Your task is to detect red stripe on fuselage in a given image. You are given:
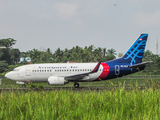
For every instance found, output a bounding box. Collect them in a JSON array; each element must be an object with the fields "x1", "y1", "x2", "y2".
[{"x1": 94, "y1": 63, "x2": 110, "y2": 81}]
